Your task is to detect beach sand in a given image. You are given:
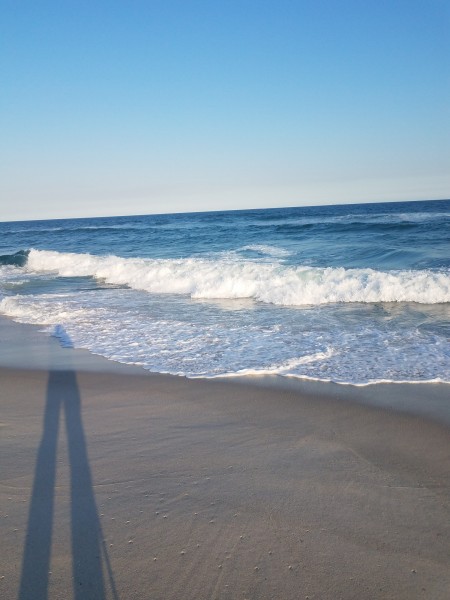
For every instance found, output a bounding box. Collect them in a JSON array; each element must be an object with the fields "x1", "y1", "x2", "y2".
[{"x1": 1, "y1": 319, "x2": 449, "y2": 599}]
